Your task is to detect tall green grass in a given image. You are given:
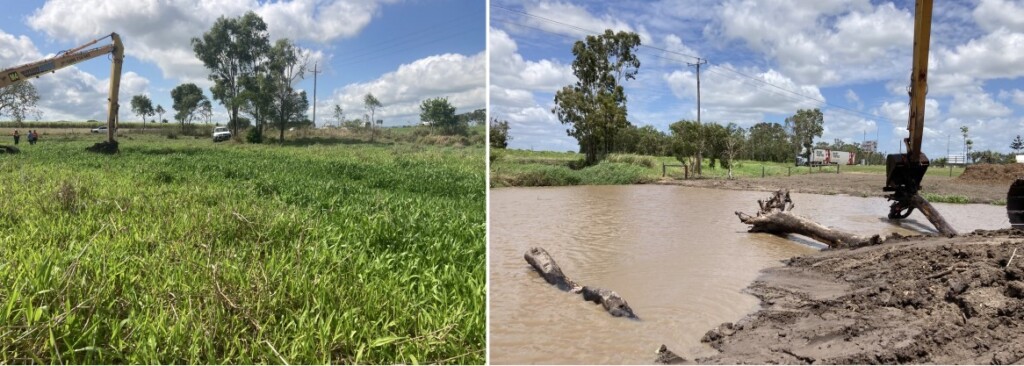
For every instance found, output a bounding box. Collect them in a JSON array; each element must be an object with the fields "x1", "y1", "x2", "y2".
[{"x1": 0, "y1": 136, "x2": 485, "y2": 364}]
